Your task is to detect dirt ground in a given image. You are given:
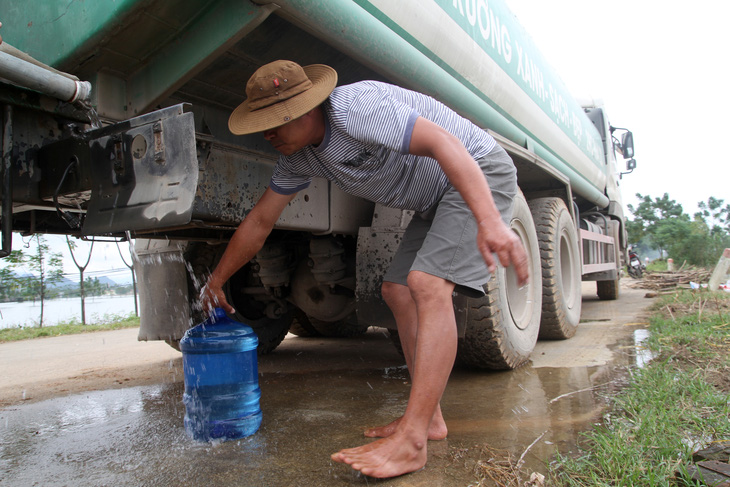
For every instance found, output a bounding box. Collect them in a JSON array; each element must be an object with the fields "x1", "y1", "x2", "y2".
[
  {"x1": 0, "y1": 281, "x2": 652, "y2": 408},
  {"x1": 0, "y1": 328, "x2": 182, "y2": 407}
]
